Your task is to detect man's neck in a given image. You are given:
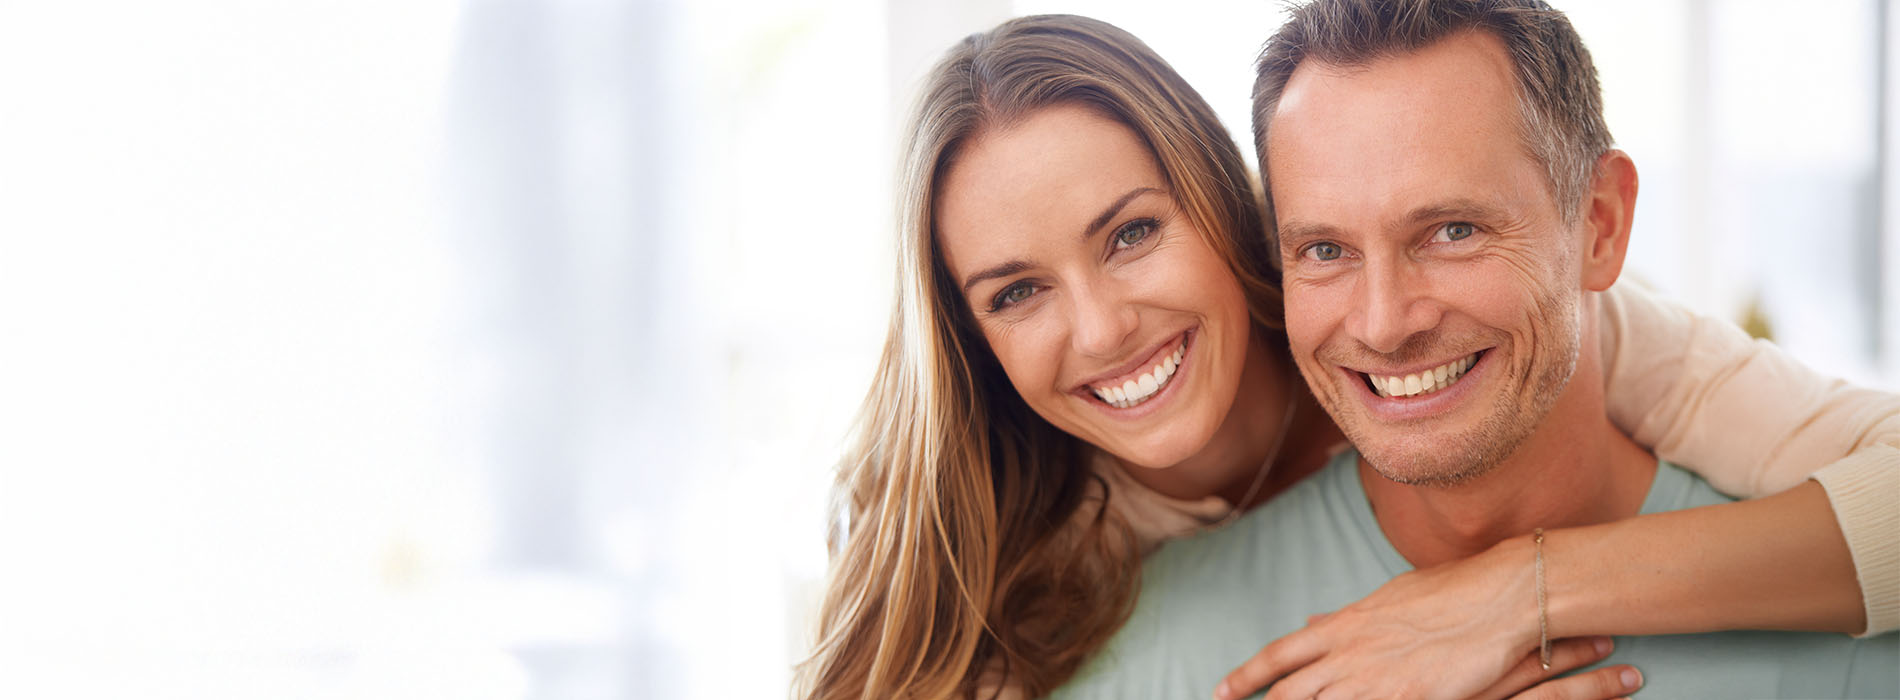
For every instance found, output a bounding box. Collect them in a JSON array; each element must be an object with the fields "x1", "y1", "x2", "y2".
[{"x1": 1359, "y1": 332, "x2": 1658, "y2": 569}]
